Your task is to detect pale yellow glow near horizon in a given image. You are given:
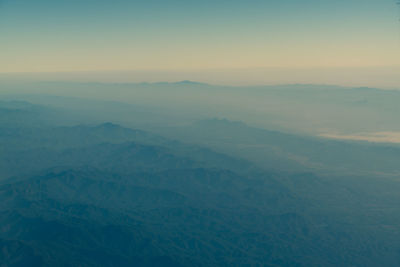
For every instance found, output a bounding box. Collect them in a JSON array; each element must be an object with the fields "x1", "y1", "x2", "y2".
[
  {"x1": 1, "y1": 33, "x2": 400, "y2": 73},
  {"x1": 1, "y1": 0, "x2": 399, "y2": 76}
]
